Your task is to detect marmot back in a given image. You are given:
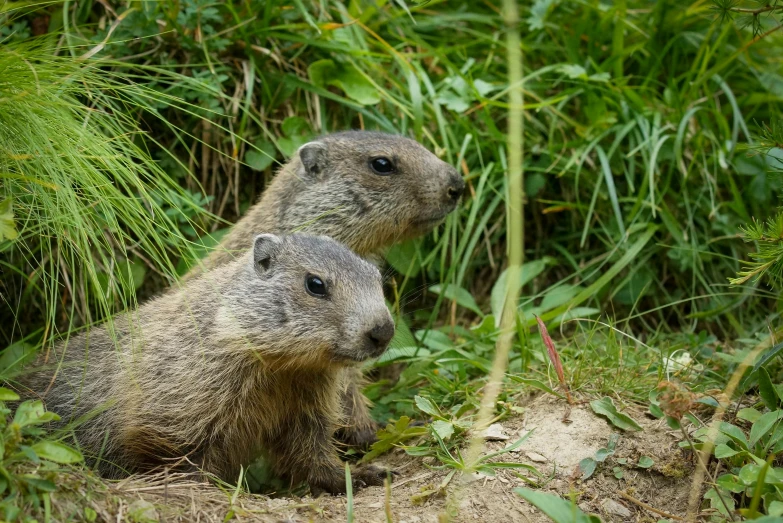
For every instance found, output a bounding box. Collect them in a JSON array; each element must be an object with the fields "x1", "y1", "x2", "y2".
[
  {"x1": 20, "y1": 234, "x2": 394, "y2": 494},
  {"x1": 188, "y1": 131, "x2": 465, "y2": 276}
]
